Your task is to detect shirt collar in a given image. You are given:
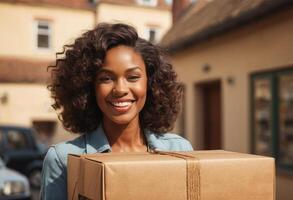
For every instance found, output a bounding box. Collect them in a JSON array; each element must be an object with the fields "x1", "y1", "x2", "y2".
[
  {"x1": 85, "y1": 125, "x2": 167, "y2": 154},
  {"x1": 144, "y1": 129, "x2": 168, "y2": 151},
  {"x1": 85, "y1": 125, "x2": 111, "y2": 154}
]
